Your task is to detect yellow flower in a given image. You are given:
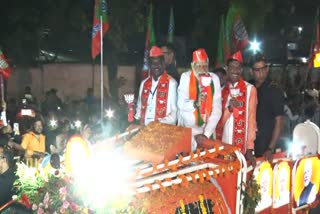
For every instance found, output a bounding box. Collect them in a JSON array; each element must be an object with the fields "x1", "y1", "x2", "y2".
[{"x1": 81, "y1": 208, "x2": 88, "y2": 214}]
